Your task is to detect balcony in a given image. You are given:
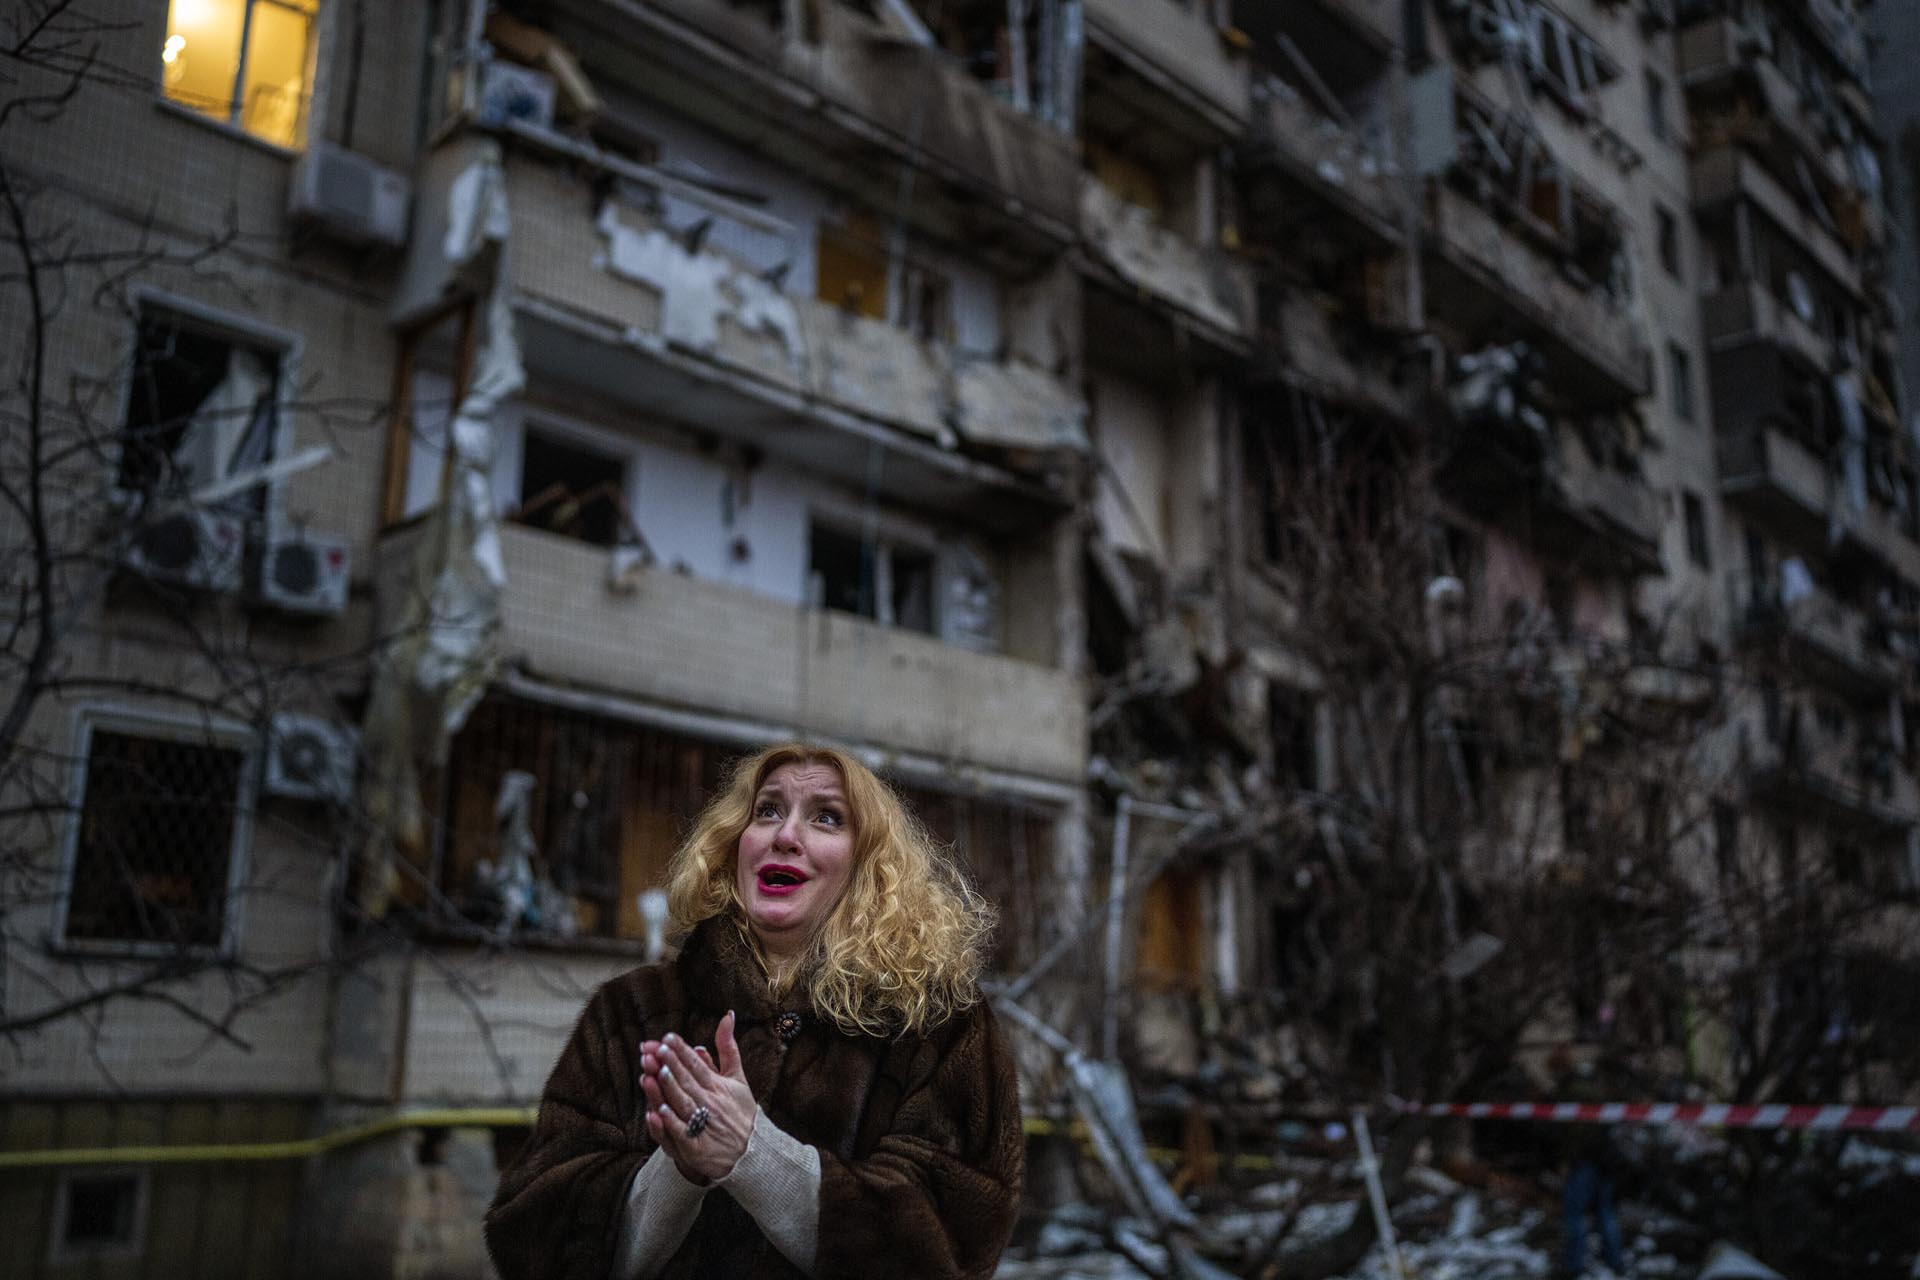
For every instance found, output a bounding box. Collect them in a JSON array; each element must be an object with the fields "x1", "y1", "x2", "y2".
[
  {"x1": 1749, "y1": 707, "x2": 1918, "y2": 834},
  {"x1": 1079, "y1": 176, "x2": 1254, "y2": 346},
  {"x1": 1717, "y1": 425, "x2": 1834, "y2": 545},
  {"x1": 543, "y1": 0, "x2": 1082, "y2": 255},
  {"x1": 1426, "y1": 184, "x2": 1651, "y2": 404},
  {"x1": 1692, "y1": 147, "x2": 1862, "y2": 301},
  {"x1": 1254, "y1": 286, "x2": 1416, "y2": 421},
  {"x1": 1083, "y1": 0, "x2": 1250, "y2": 143},
  {"x1": 376, "y1": 522, "x2": 1088, "y2": 784},
  {"x1": 1739, "y1": 581, "x2": 1901, "y2": 699},
  {"x1": 1443, "y1": 428, "x2": 1663, "y2": 575},
  {"x1": 1240, "y1": 74, "x2": 1403, "y2": 248},
  {"x1": 1700, "y1": 281, "x2": 1833, "y2": 373},
  {"x1": 399, "y1": 135, "x2": 1086, "y2": 524}
]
